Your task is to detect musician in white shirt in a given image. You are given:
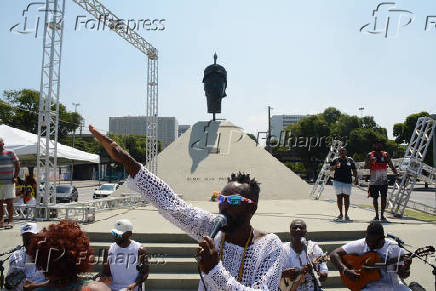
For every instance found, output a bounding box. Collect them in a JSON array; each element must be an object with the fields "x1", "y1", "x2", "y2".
[
  {"x1": 330, "y1": 221, "x2": 411, "y2": 291},
  {"x1": 281, "y1": 219, "x2": 328, "y2": 291}
]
